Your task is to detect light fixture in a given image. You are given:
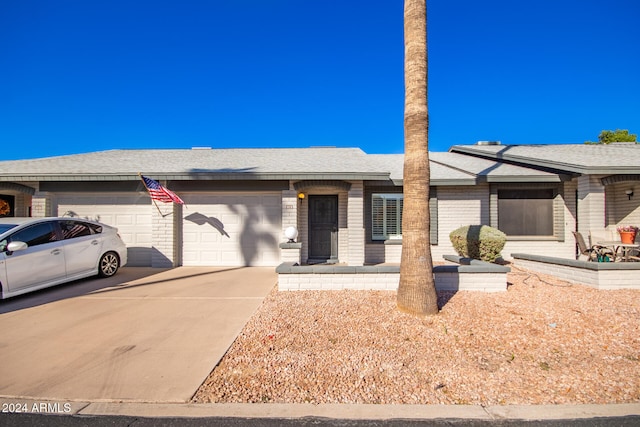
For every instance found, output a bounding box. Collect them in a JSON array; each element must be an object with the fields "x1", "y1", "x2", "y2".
[
  {"x1": 297, "y1": 192, "x2": 305, "y2": 203},
  {"x1": 284, "y1": 226, "x2": 298, "y2": 243},
  {"x1": 625, "y1": 189, "x2": 634, "y2": 200}
]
